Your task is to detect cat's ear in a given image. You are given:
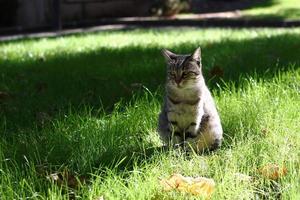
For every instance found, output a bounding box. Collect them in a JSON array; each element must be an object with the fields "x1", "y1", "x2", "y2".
[
  {"x1": 191, "y1": 47, "x2": 201, "y2": 63},
  {"x1": 162, "y1": 49, "x2": 176, "y2": 62}
]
